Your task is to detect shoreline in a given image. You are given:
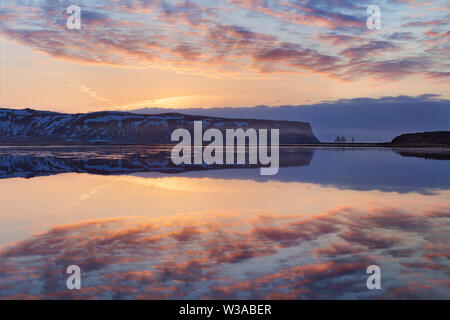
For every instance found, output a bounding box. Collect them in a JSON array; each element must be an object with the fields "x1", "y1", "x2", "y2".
[{"x1": 0, "y1": 143, "x2": 449, "y2": 149}]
